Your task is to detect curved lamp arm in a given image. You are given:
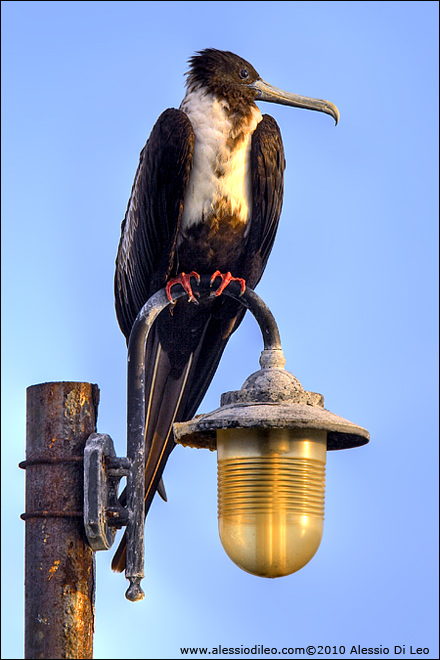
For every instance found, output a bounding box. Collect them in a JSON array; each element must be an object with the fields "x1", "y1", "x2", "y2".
[{"x1": 125, "y1": 275, "x2": 281, "y2": 600}]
